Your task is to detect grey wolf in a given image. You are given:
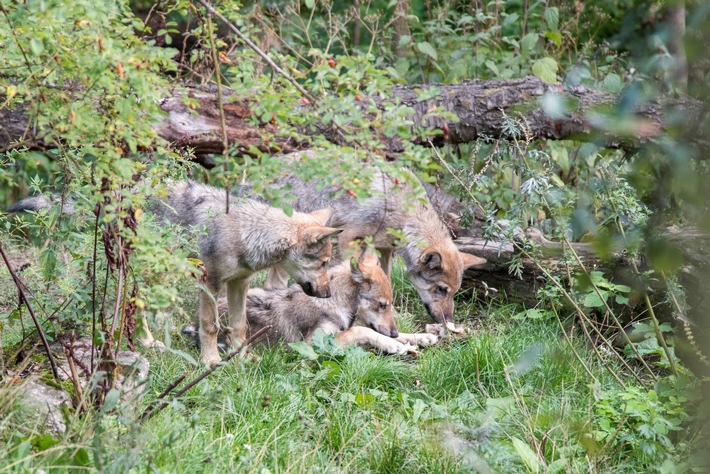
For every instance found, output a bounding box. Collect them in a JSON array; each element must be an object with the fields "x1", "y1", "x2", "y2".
[
  {"x1": 9, "y1": 181, "x2": 343, "y2": 367},
  {"x1": 266, "y1": 165, "x2": 487, "y2": 329},
  {"x1": 152, "y1": 181, "x2": 343, "y2": 366},
  {"x1": 231, "y1": 249, "x2": 438, "y2": 353}
]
